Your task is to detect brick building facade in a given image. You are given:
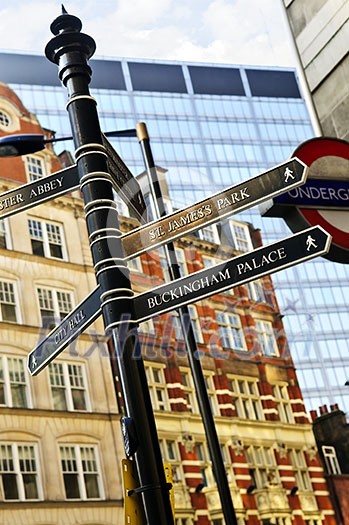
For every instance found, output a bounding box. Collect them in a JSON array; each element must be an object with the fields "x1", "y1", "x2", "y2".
[{"x1": 0, "y1": 82, "x2": 336, "y2": 525}]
